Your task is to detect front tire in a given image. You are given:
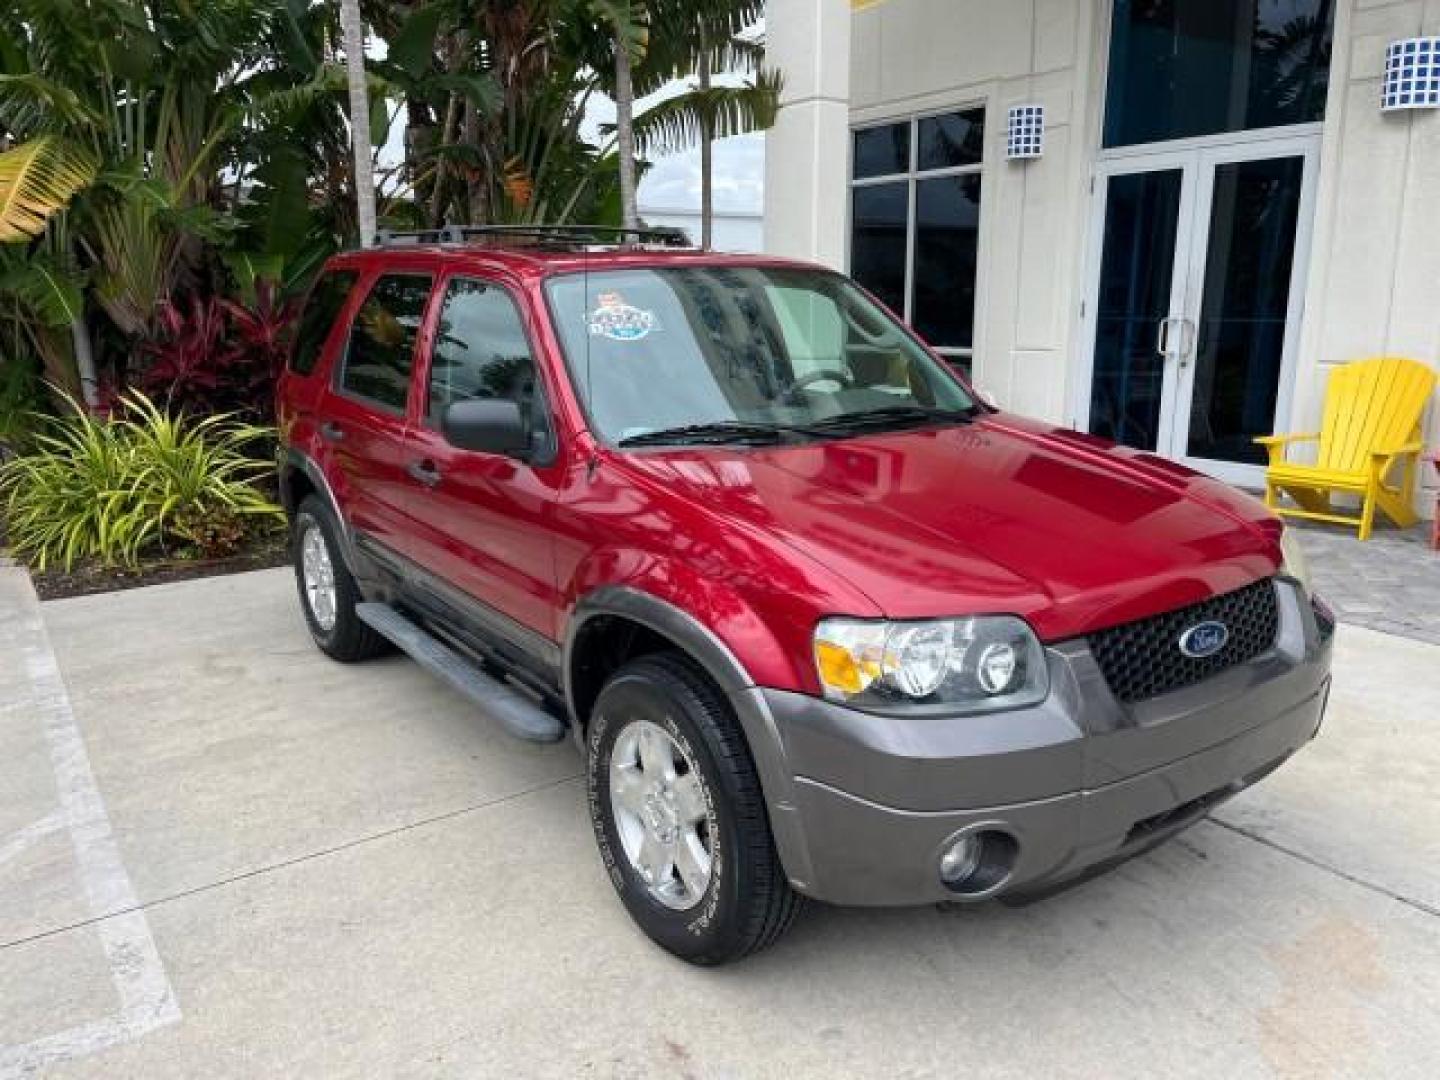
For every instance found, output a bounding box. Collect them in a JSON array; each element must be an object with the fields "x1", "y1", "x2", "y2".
[
  {"x1": 587, "y1": 653, "x2": 802, "y2": 965},
  {"x1": 292, "y1": 495, "x2": 388, "y2": 662}
]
